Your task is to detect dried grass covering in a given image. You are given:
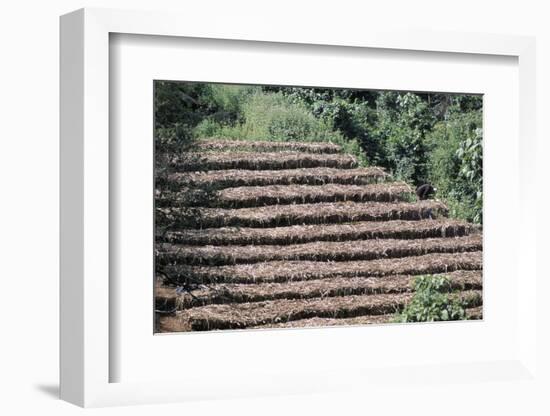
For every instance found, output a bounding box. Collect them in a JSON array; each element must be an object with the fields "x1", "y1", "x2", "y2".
[
  {"x1": 155, "y1": 280, "x2": 177, "y2": 311},
  {"x1": 161, "y1": 219, "x2": 474, "y2": 246},
  {"x1": 251, "y1": 305, "x2": 483, "y2": 329},
  {"x1": 157, "y1": 235, "x2": 482, "y2": 266},
  {"x1": 162, "y1": 151, "x2": 358, "y2": 171},
  {"x1": 173, "y1": 292, "x2": 414, "y2": 331},
  {"x1": 159, "y1": 305, "x2": 482, "y2": 332},
  {"x1": 162, "y1": 251, "x2": 483, "y2": 284},
  {"x1": 160, "y1": 167, "x2": 390, "y2": 189},
  {"x1": 252, "y1": 314, "x2": 395, "y2": 329},
  {"x1": 156, "y1": 200, "x2": 449, "y2": 229},
  {"x1": 156, "y1": 182, "x2": 414, "y2": 208},
  {"x1": 159, "y1": 270, "x2": 482, "y2": 309},
  {"x1": 465, "y1": 306, "x2": 483, "y2": 320},
  {"x1": 195, "y1": 139, "x2": 342, "y2": 154},
  {"x1": 161, "y1": 290, "x2": 482, "y2": 331},
  {"x1": 154, "y1": 139, "x2": 484, "y2": 333}
]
